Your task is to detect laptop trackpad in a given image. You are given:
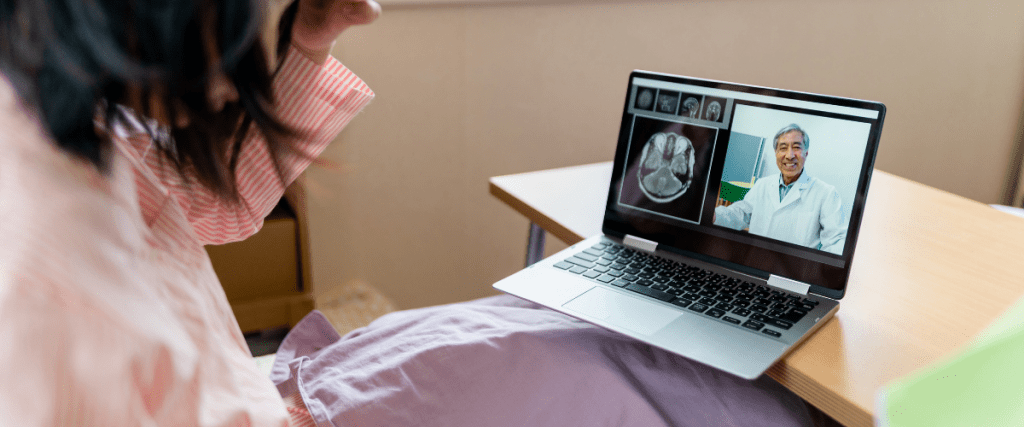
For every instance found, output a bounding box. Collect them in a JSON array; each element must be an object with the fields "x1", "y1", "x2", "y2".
[{"x1": 563, "y1": 287, "x2": 681, "y2": 336}]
